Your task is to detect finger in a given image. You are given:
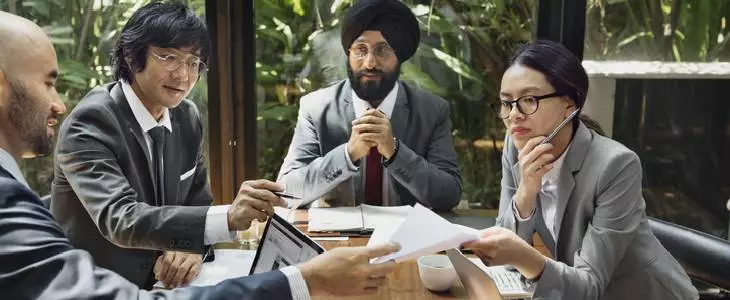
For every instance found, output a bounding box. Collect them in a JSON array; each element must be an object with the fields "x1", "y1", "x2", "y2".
[
  {"x1": 364, "y1": 276, "x2": 388, "y2": 289},
  {"x1": 518, "y1": 136, "x2": 549, "y2": 161},
  {"x1": 246, "y1": 198, "x2": 276, "y2": 217},
  {"x1": 184, "y1": 261, "x2": 202, "y2": 286},
  {"x1": 354, "y1": 115, "x2": 387, "y2": 125},
  {"x1": 157, "y1": 252, "x2": 175, "y2": 282},
  {"x1": 241, "y1": 185, "x2": 283, "y2": 206},
  {"x1": 367, "y1": 261, "x2": 397, "y2": 276},
  {"x1": 244, "y1": 205, "x2": 270, "y2": 223},
  {"x1": 153, "y1": 255, "x2": 164, "y2": 278},
  {"x1": 353, "y1": 123, "x2": 384, "y2": 134},
  {"x1": 520, "y1": 144, "x2": 554, "y2": 166},
  {"x1": 242, "y1": 179, "x2": 283, "y2": 193},
  {"x1": 165, "y1": 253, "x2": 186, "y2": 288},
  {"x1": 172, "y1": 256, "x2": 196, "y2": 287},
  {"x1": 365, "y1": 243, "x2": 401, "y2": 258},
  {"x1": 359, "y1": 133, "x2": 388, "y2": 143}
]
